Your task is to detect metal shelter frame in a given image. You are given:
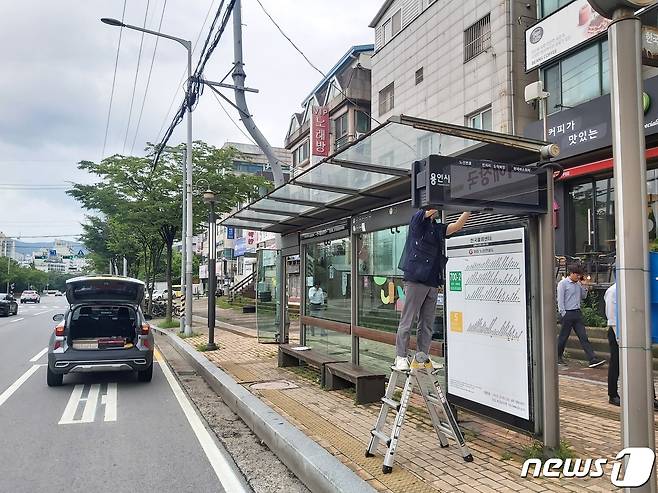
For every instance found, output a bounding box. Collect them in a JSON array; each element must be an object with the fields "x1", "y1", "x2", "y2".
[{"x1": 220, "y1": 114, "x2": 559, "y2": 442}]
